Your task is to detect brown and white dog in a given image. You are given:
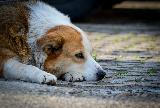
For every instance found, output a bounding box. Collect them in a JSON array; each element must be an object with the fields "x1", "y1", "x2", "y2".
[{"x1": 0, "y1": 1, "x2": 106, "y2": 85}]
